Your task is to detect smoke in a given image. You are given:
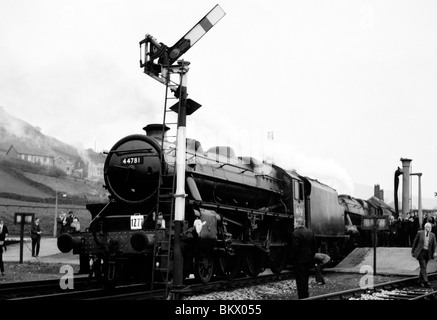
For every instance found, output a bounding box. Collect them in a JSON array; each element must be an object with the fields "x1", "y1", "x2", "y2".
[
  {"x1": 70, "y1": 141, "x2": 92, "y2": 165},
  {"x1": 0, "y1": 106, "x2": 34, "y2": 140},
  {"x1": 187, "y1": 120, "x2": 355, "y2": 196}
]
